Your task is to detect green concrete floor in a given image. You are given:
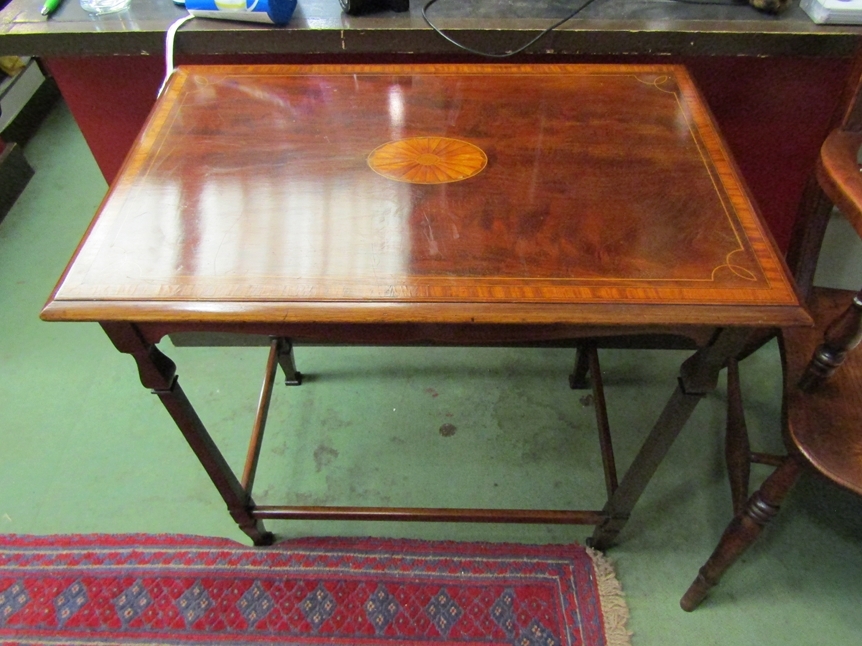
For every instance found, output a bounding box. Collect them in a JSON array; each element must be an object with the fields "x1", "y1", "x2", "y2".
[{"x1": 2, "y1": 101, "x2": 861, "y2": 645}]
